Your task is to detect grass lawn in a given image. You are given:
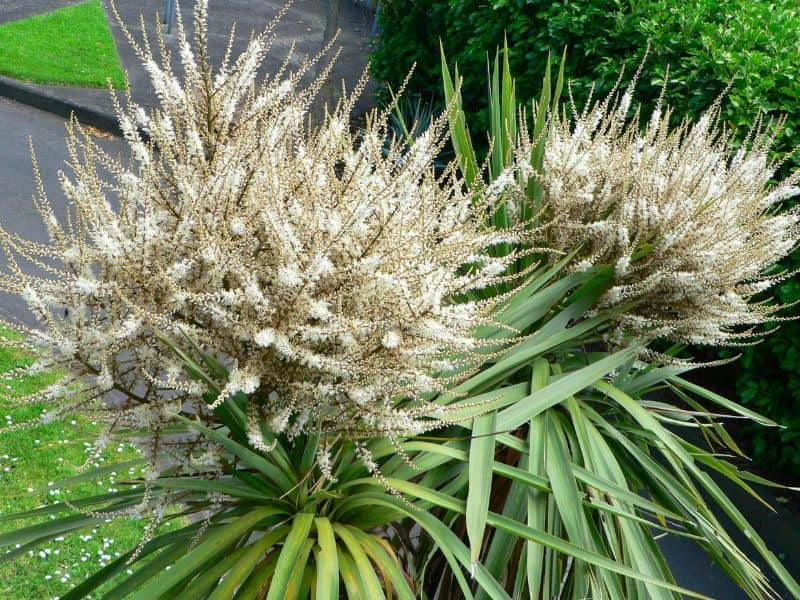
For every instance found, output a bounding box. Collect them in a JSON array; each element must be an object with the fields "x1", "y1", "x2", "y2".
[
  {"x1": 0, "y1": 329, "x2": 176, "y2": 599},
  {"x1": 0, "y1": 0, "x2": 126, "y2": 88}
]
